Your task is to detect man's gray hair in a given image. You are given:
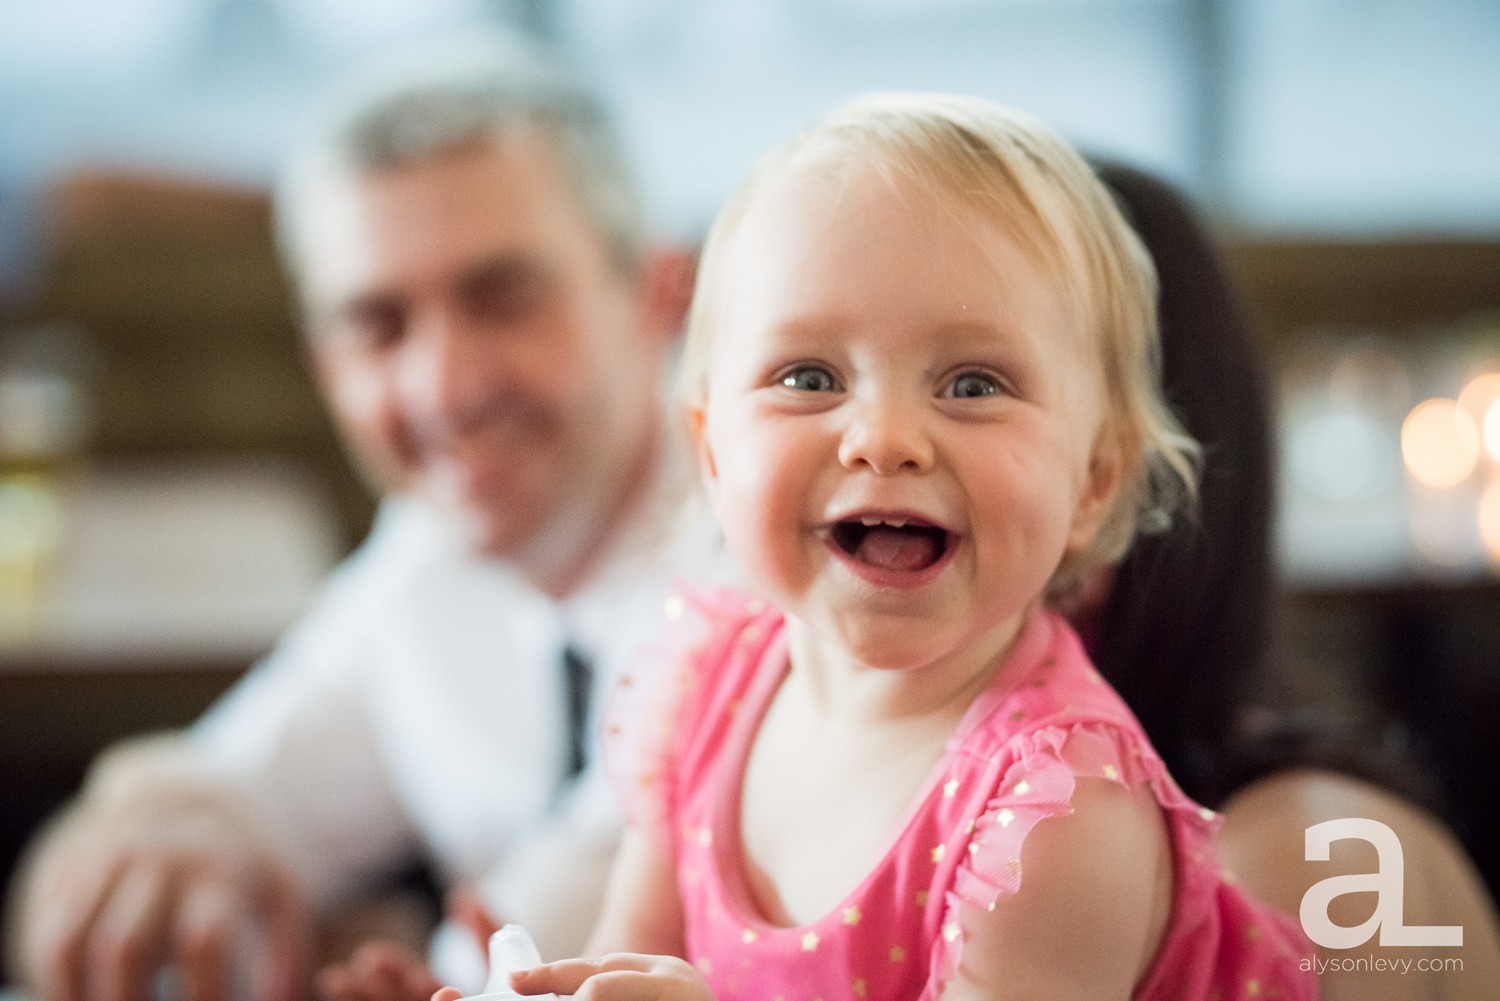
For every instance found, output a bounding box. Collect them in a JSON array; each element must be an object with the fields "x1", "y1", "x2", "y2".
[{"x1": 275, "y1": 30, "x2": 644, "y2": 282}]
